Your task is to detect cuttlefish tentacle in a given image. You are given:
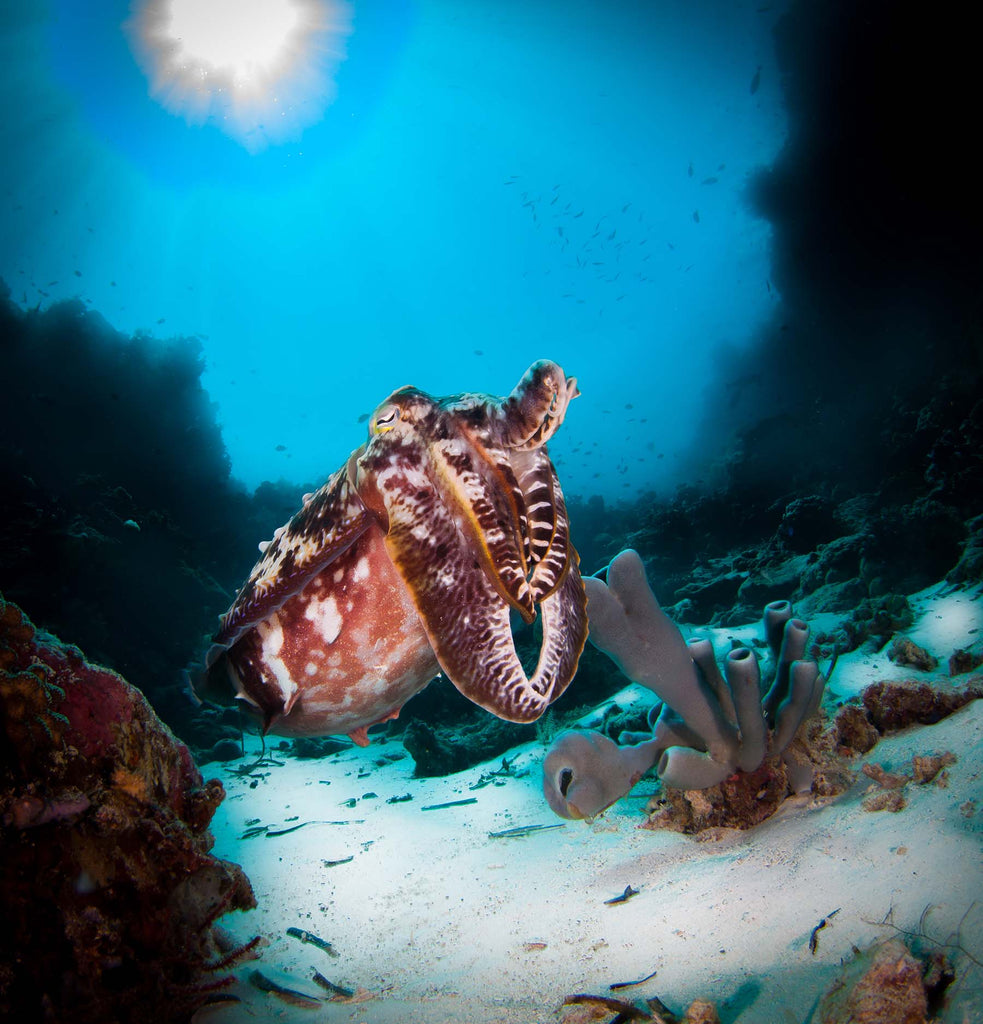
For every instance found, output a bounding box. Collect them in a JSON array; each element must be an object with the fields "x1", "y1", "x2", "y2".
[
  {"x1": 216, "y1": 459, "x2": 374, "y2": 647},
  {"x1": 509, "y1": 448, "x2": 574, "y2": 603}
]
